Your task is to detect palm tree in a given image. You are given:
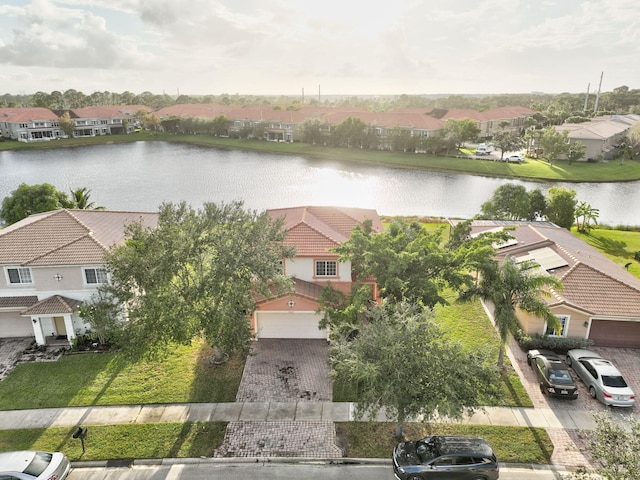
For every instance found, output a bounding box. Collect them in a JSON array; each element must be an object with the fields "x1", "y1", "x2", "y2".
[
  {"x1": 460, "y1": 257, "x2": 562, "y2": 368},
  {"x1": 69, "y1": 187, "x2": 104, "y2": 210},
  {"x1": 575, "y1": 201, "x2": 599, "y2": 232}
]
